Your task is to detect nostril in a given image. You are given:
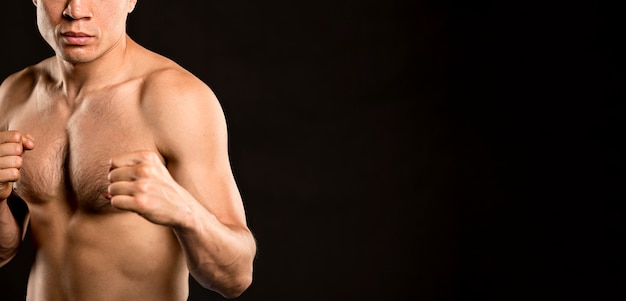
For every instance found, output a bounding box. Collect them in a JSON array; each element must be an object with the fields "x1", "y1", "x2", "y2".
[
  {"x1": 62, "y1": 9, "x2": 74, "y2": 20},
  {"x1": 62, "y1": 7, "x2": 92, "y2": 20}
]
